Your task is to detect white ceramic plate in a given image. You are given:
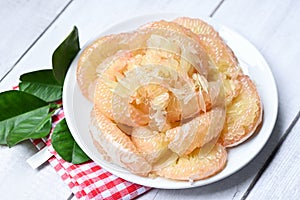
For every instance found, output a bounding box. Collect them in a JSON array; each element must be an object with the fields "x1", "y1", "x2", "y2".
[{"x1": 63, "y1": 14, "x2": 278, "y2": 189}]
